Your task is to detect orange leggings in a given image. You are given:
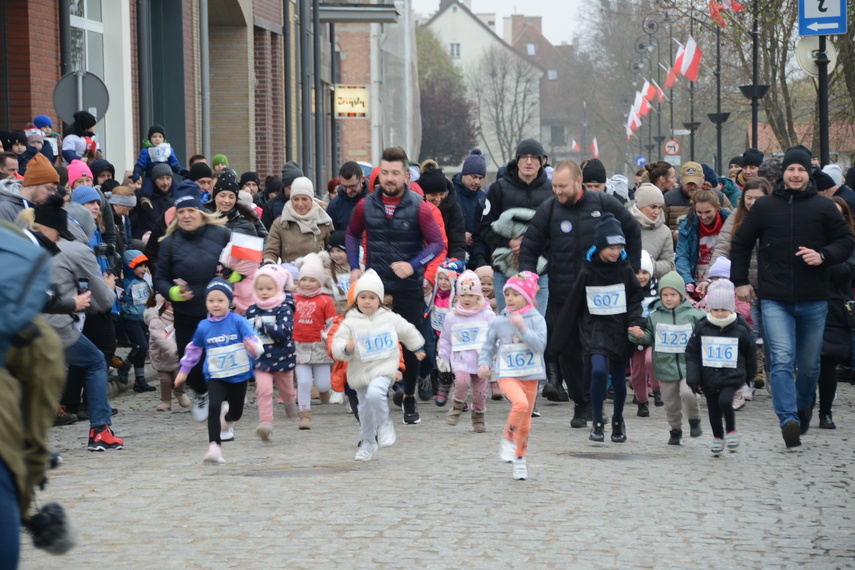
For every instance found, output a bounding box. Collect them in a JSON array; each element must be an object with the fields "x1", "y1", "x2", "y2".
[{"x1": 498, "y1": 377, "x2": 538, "y2": 458}]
